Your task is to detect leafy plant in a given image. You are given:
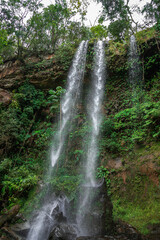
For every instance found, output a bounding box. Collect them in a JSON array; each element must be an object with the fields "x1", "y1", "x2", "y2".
[{"x1": 97, "y1": 166, "x2": 114, "y2": 192}]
